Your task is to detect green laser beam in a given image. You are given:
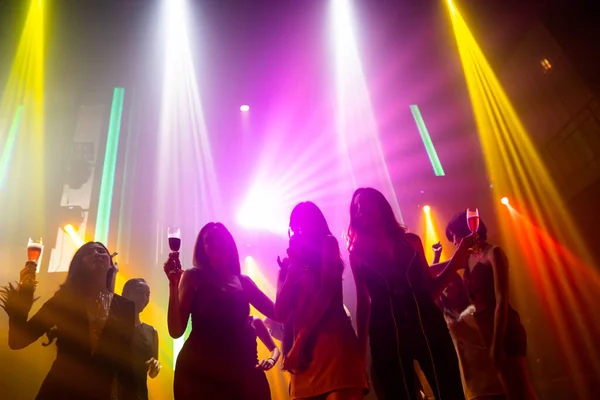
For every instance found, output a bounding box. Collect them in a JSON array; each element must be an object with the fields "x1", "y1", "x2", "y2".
[
  {"x1": 410, "y1": 104, "x2": 446, "y2": 176},
  {"x1": 95, "y1": 88, "x2": 125, "y2": 244}
]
